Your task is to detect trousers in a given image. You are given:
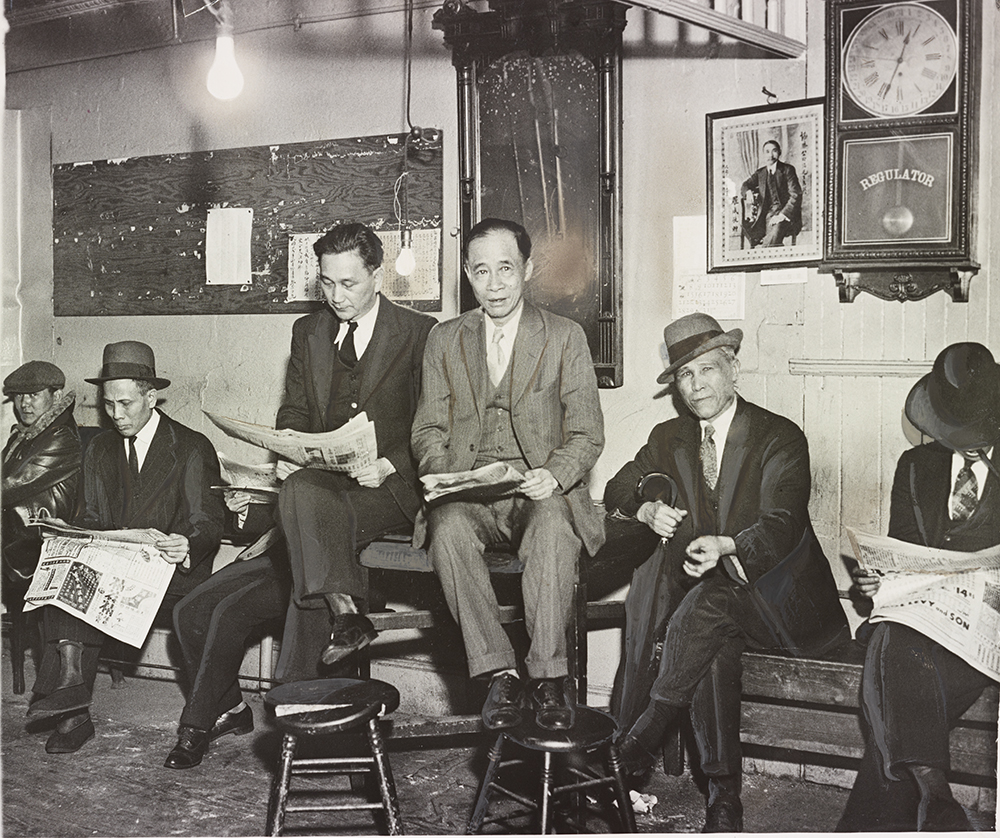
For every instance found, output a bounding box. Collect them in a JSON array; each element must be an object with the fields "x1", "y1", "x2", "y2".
[
  {"x1": 173, "y1": 555, "x2": 289, "y2": 731},
  {"x1": 837, "y1": 621, "x2": 996, "y2": 831},
  {"x1": 427, "y1": 494, "x2": 580, "y2": 680}
]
